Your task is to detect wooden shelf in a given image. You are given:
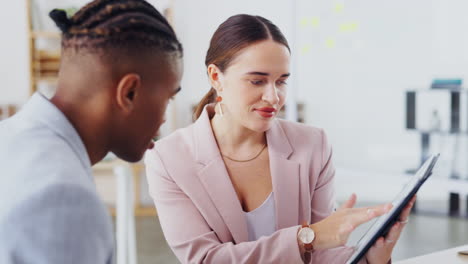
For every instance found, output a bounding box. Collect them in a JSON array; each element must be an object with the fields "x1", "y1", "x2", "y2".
[
  {"x1": 31, "y1": 31, "x2": 61, "y2": 39},
  {"x1": 108, "y1": 206, "x2": 157, "y2": 217},
  {"x1": 93, "y1": 160, "x2": 144, "y2": 171},
  {"x1": 27, "y1": 0, "x2": 62, "y2": 94},
  {"x1": 36, "y1": 50, "x2": 61, "y2": 59},
  {"x1": 33, "y1": 62, "x2": 60, "y2": 71},
  {"x1": 30, "y1": 48, "x2": 61, "y2": 87},
  {"x1": 35, "y1": 76, "x2": 58, "y2": 84}
]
